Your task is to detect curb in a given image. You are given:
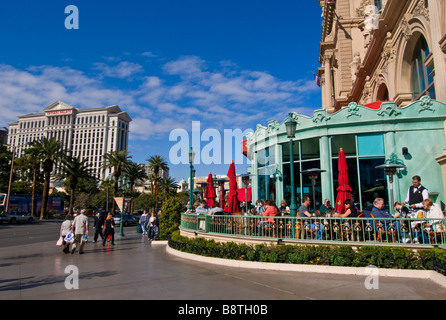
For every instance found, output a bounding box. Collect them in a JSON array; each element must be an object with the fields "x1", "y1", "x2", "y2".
[{"x1": 165, "y1": 245, "x2": 446, "y2": 288}]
